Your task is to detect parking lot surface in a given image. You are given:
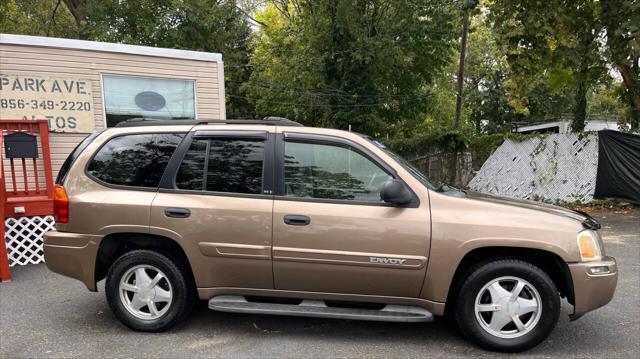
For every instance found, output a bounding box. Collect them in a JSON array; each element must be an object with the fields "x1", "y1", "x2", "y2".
[{"x1": 1, "y1": 210, "x2": 639, "y2": 358}]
